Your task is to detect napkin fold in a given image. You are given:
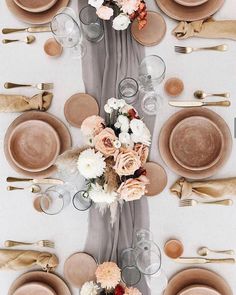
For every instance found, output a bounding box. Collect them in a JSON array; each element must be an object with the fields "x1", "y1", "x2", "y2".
[
  {"x1": 171, "y1": 177, "x2": 236, "y2": 199},
  {"x1": 0, "y1": 249, "x2": 58, "y2": 271},
  {"x1": 0, "y1": 91, "x2": 53, "y2": 112},
  {"x1": 172, "y1": 18, "x2": 236, "y2": 40}
]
